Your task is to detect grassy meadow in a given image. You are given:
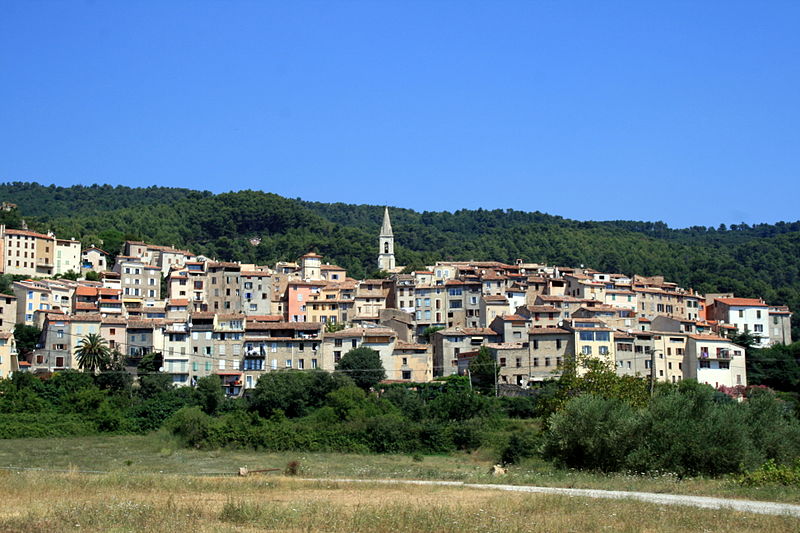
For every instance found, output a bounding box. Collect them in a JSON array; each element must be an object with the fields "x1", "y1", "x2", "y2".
[
  {"x1": 0, "y1": 473, "x2": 799, "y2": 533},
  {"x1": 1, "y1": 433, "x2": 800, "y2": 508}
]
